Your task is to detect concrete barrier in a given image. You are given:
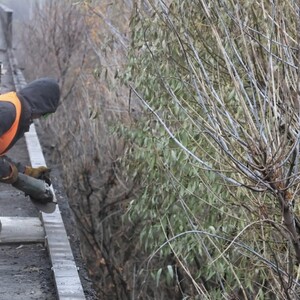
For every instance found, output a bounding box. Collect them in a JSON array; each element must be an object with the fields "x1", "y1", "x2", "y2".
[{"x1": 0, "y1": 4, "x2": 12, "y2": 49}]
